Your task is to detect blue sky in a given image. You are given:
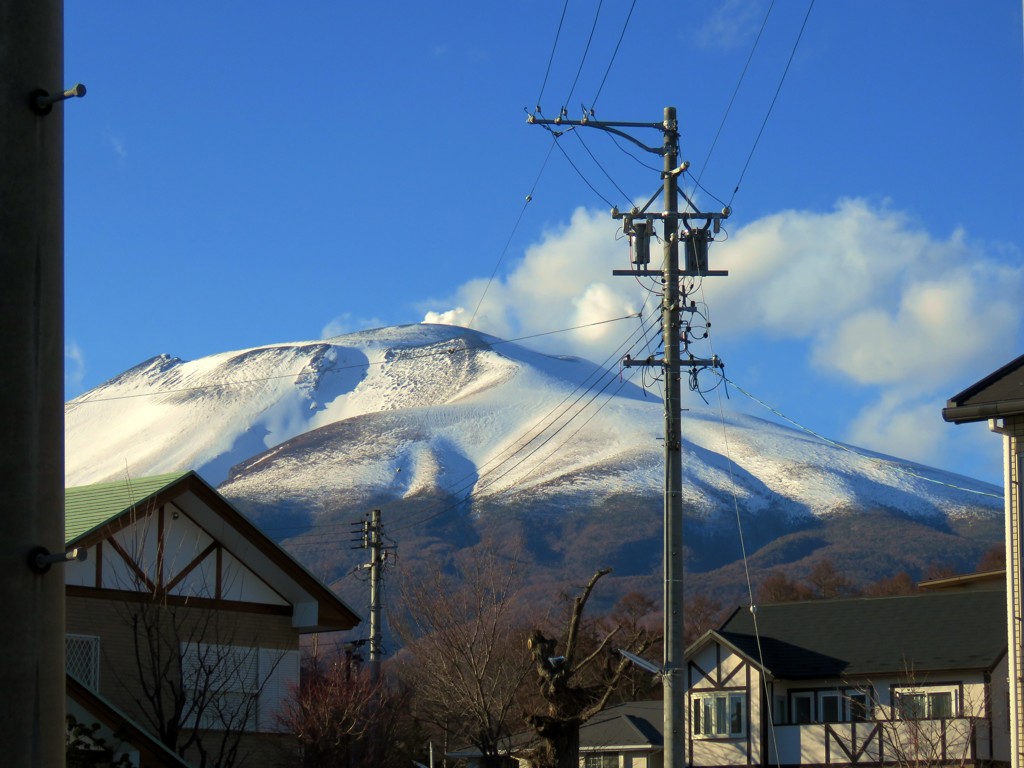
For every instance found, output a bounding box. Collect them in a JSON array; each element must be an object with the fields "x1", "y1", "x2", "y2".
[{"x1": 64, "y1": 1, "x2": 1023, "y2": 486}]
